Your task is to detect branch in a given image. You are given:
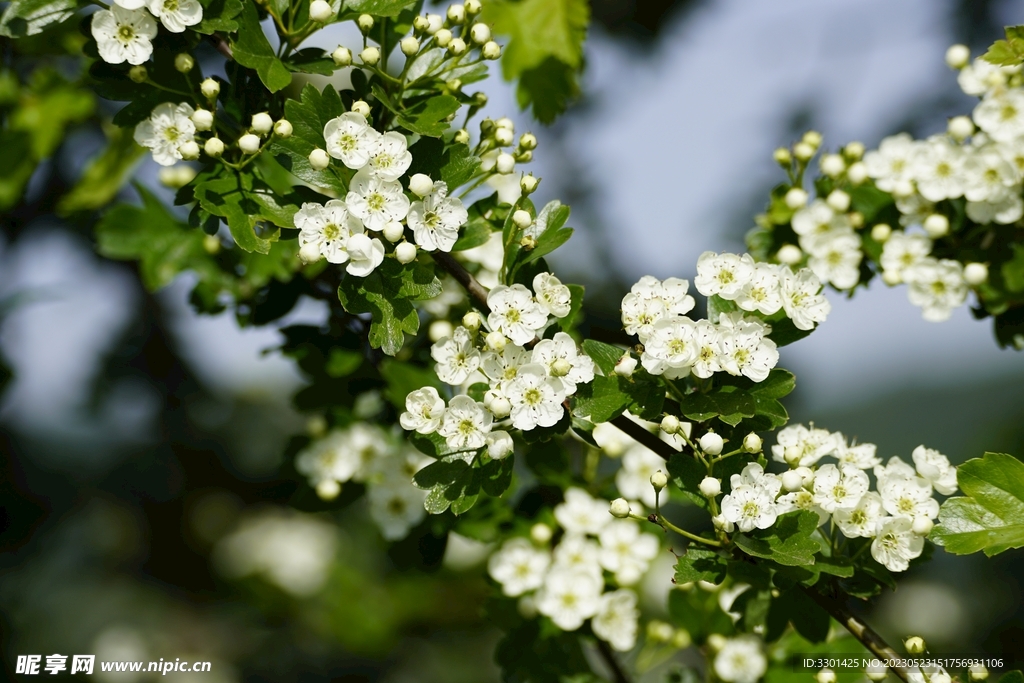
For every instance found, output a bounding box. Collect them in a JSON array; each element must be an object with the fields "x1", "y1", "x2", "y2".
[
  {"x1": 594, "y1": 638, "x2": 632, "y2": 683},
  {"x1": 802, "y1": 588, "x2": 910, "y2": 683},
  {"x1": 431, "y1": 251, "x2": 491, "y2": 312},
  {"x1": 206, "y1": 33, "x2": 234, "y2": 60}
]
